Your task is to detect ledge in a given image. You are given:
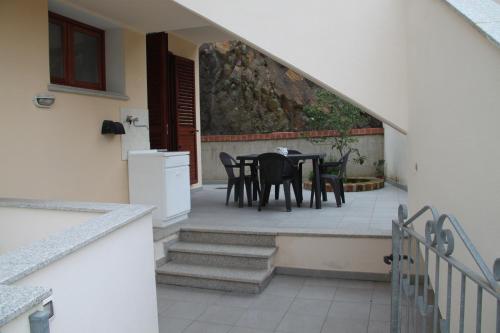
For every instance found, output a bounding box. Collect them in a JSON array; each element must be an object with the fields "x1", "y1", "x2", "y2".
[
  {"x1": 445, "y1": 0, "x2": 500, "y2": 49},
  {"x1": 0, "y1": 198, "x2": 155, "y2": 327},
  {"x1": 48, "y1": 84, "x2": 129, "y2": 100}
]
